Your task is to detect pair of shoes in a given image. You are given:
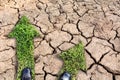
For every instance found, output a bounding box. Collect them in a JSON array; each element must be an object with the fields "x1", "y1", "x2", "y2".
[{"x1": 21, "y1": 68, "x2": 71, "y2": 80}]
